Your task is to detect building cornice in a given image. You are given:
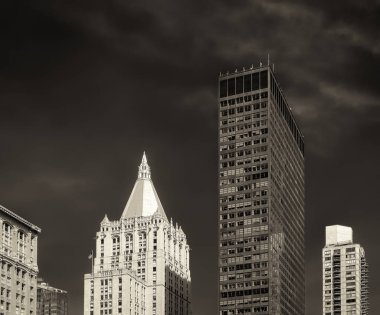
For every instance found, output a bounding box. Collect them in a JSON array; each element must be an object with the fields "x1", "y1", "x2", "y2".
[{"x1": 0, "y1": 204, "x2": 41, "y2": 234}]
